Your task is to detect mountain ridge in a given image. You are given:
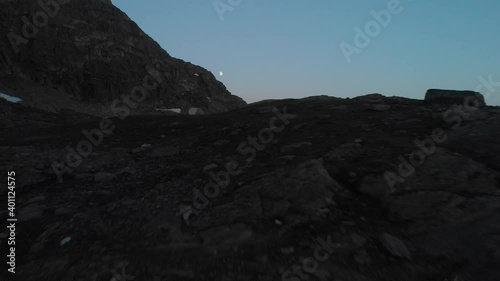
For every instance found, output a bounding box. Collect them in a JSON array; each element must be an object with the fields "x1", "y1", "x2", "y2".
[{"x1": 0, "y1": 0, "x2": 245, "y2": 116}]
